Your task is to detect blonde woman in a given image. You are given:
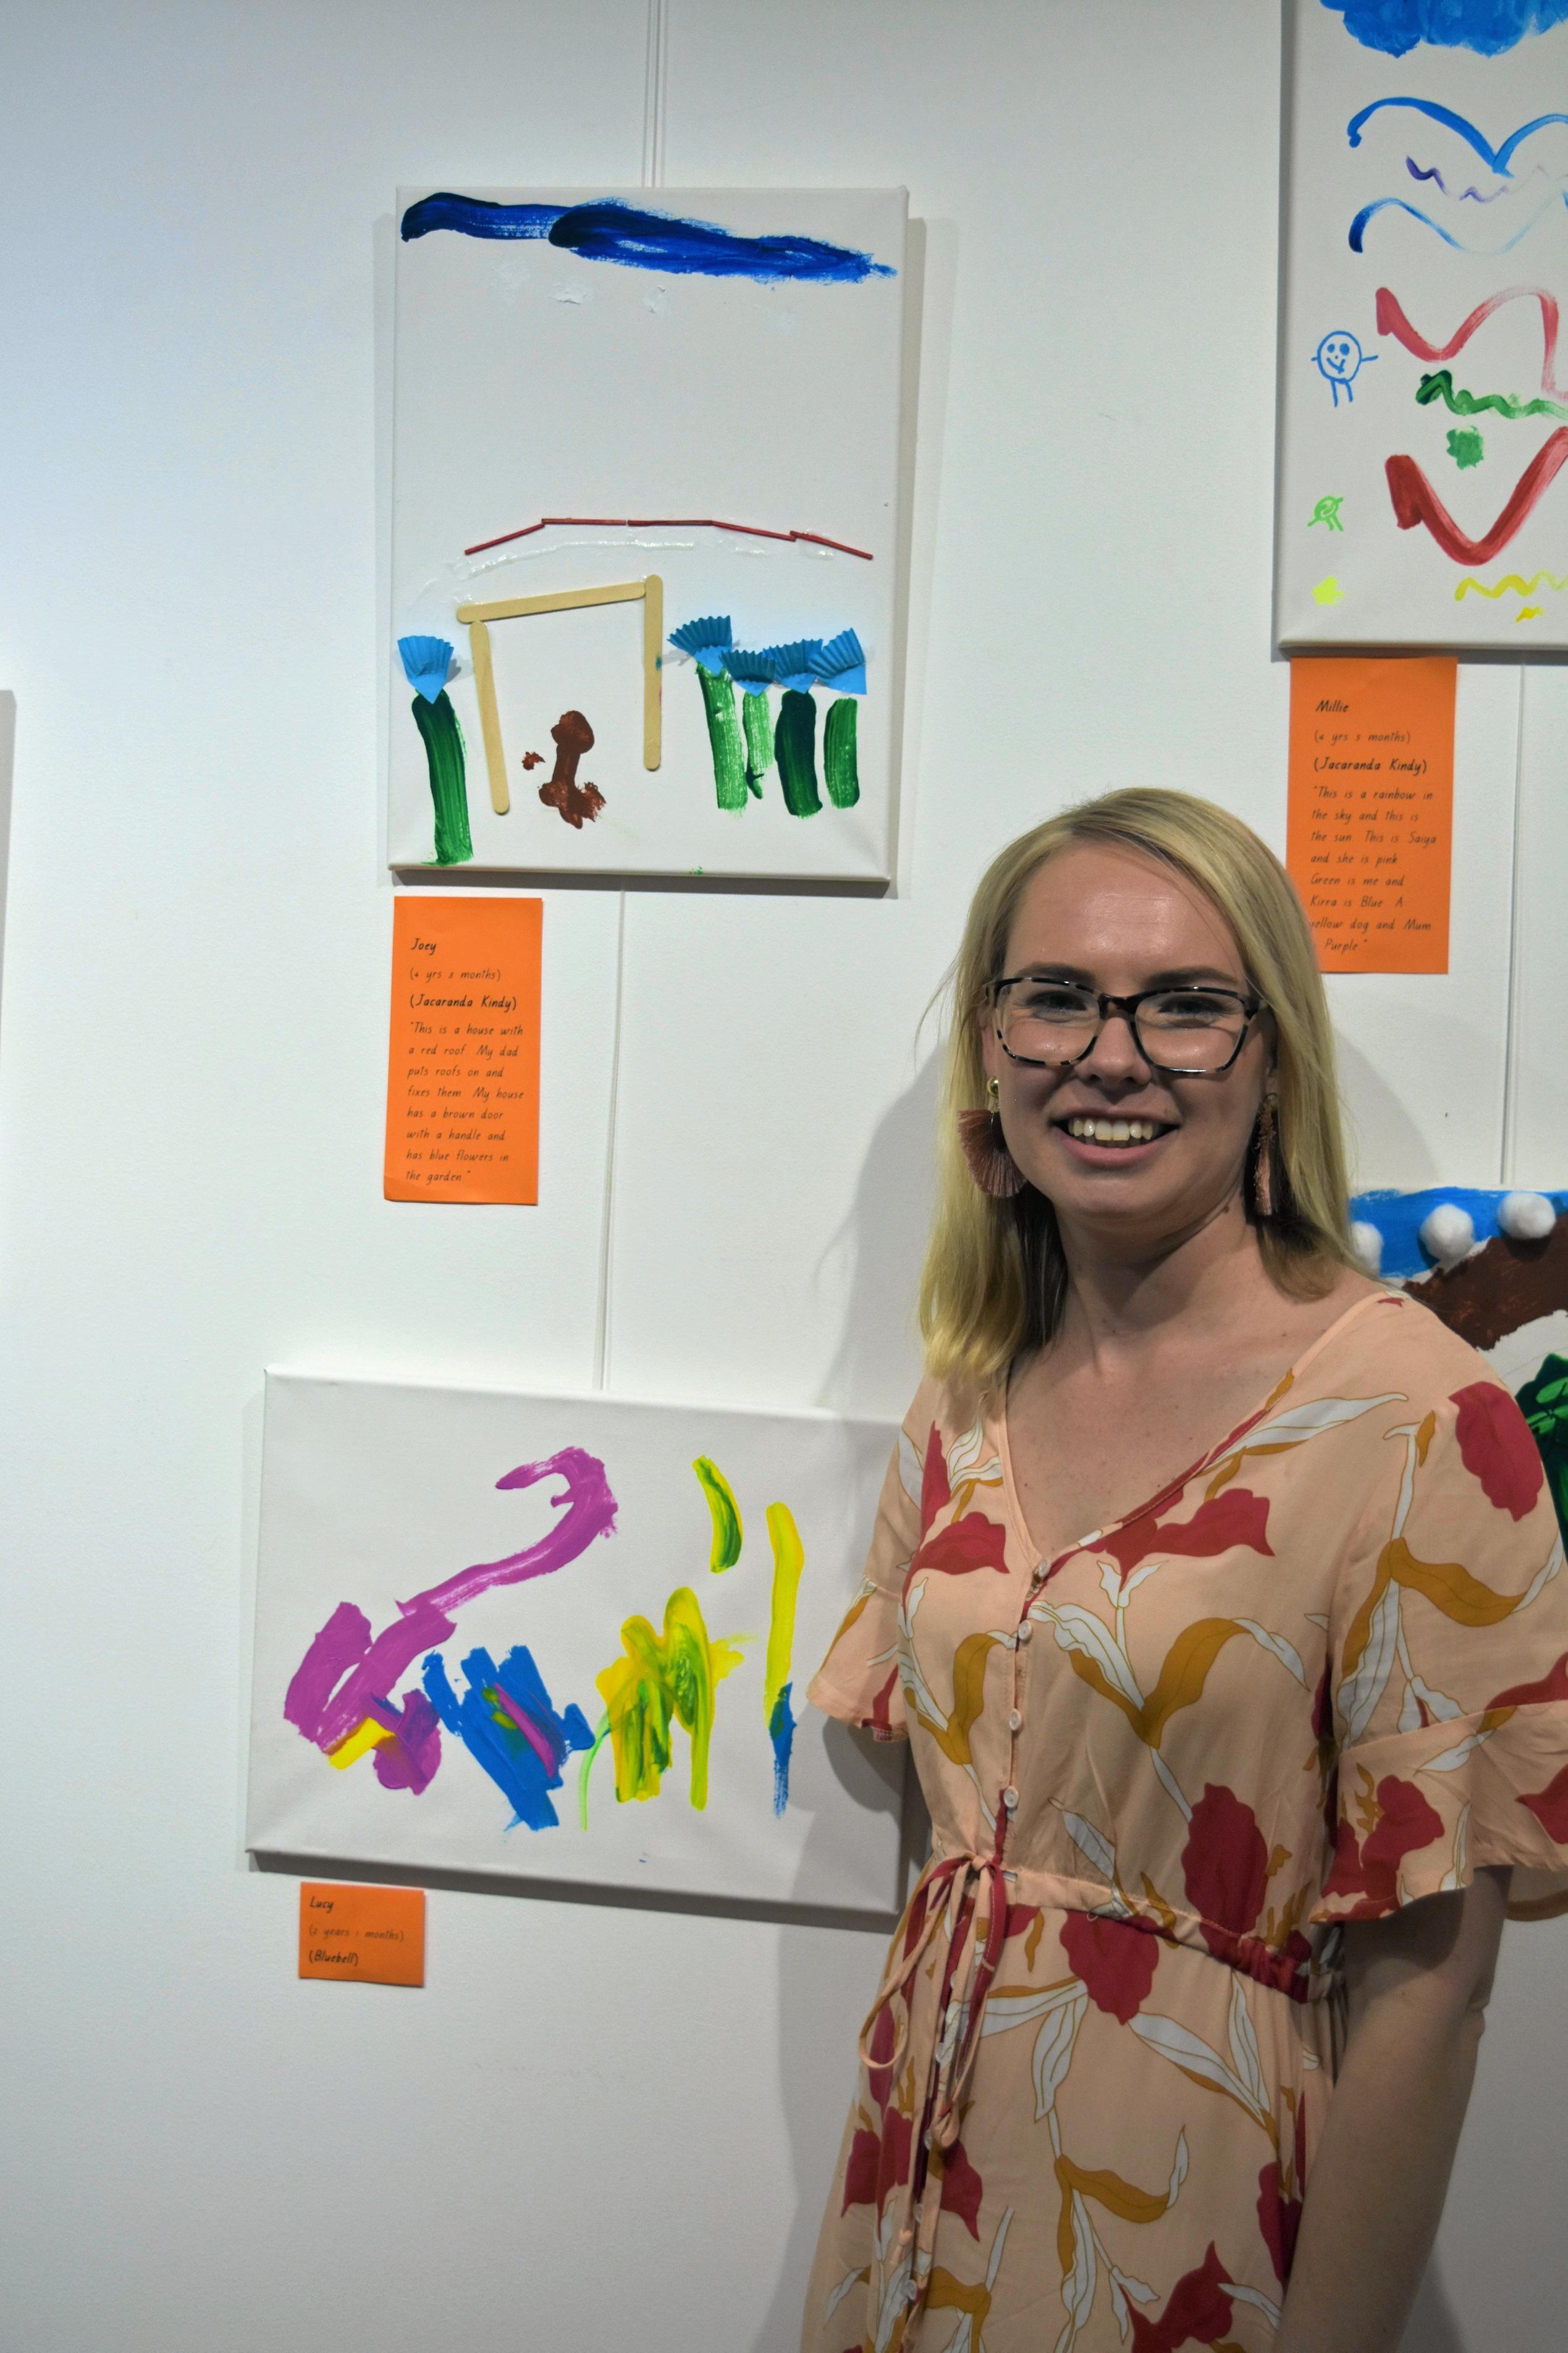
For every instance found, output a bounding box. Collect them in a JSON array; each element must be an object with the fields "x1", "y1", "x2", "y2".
[{"x1": 801, "y1": 790, "x2": 1568, "y2": 2353}]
